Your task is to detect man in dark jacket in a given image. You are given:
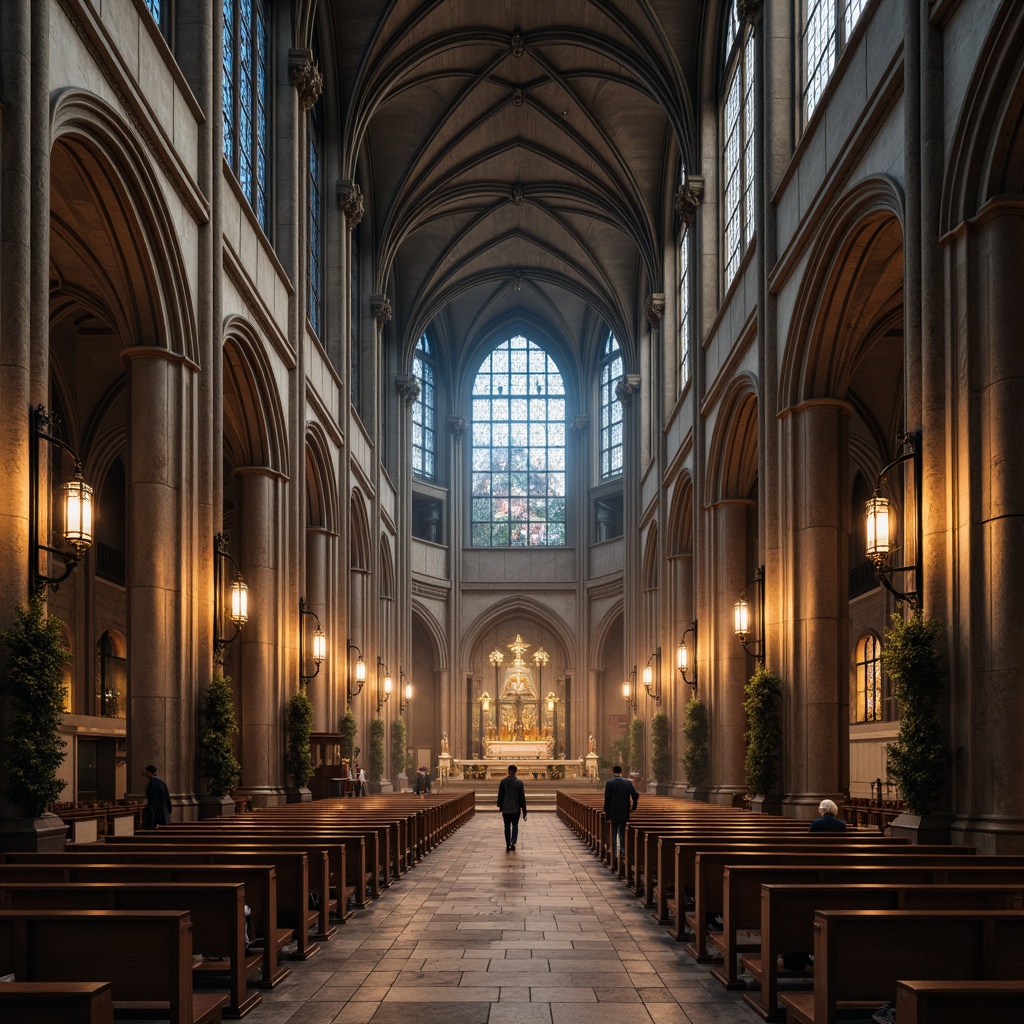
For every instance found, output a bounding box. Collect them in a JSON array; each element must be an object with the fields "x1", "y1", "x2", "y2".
[
  {"x1": 142, "y1": 764, "x2": 171, "y2": 829},
  {"x1": 808, "y1": 798, "x2": 847, "y2": 832},
  {"x1": 604, "y1": 764, "x2": 639, "y2": 860},
  {"x1": 497, "y1": 764, "x2": 527, "y2": 851}
]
